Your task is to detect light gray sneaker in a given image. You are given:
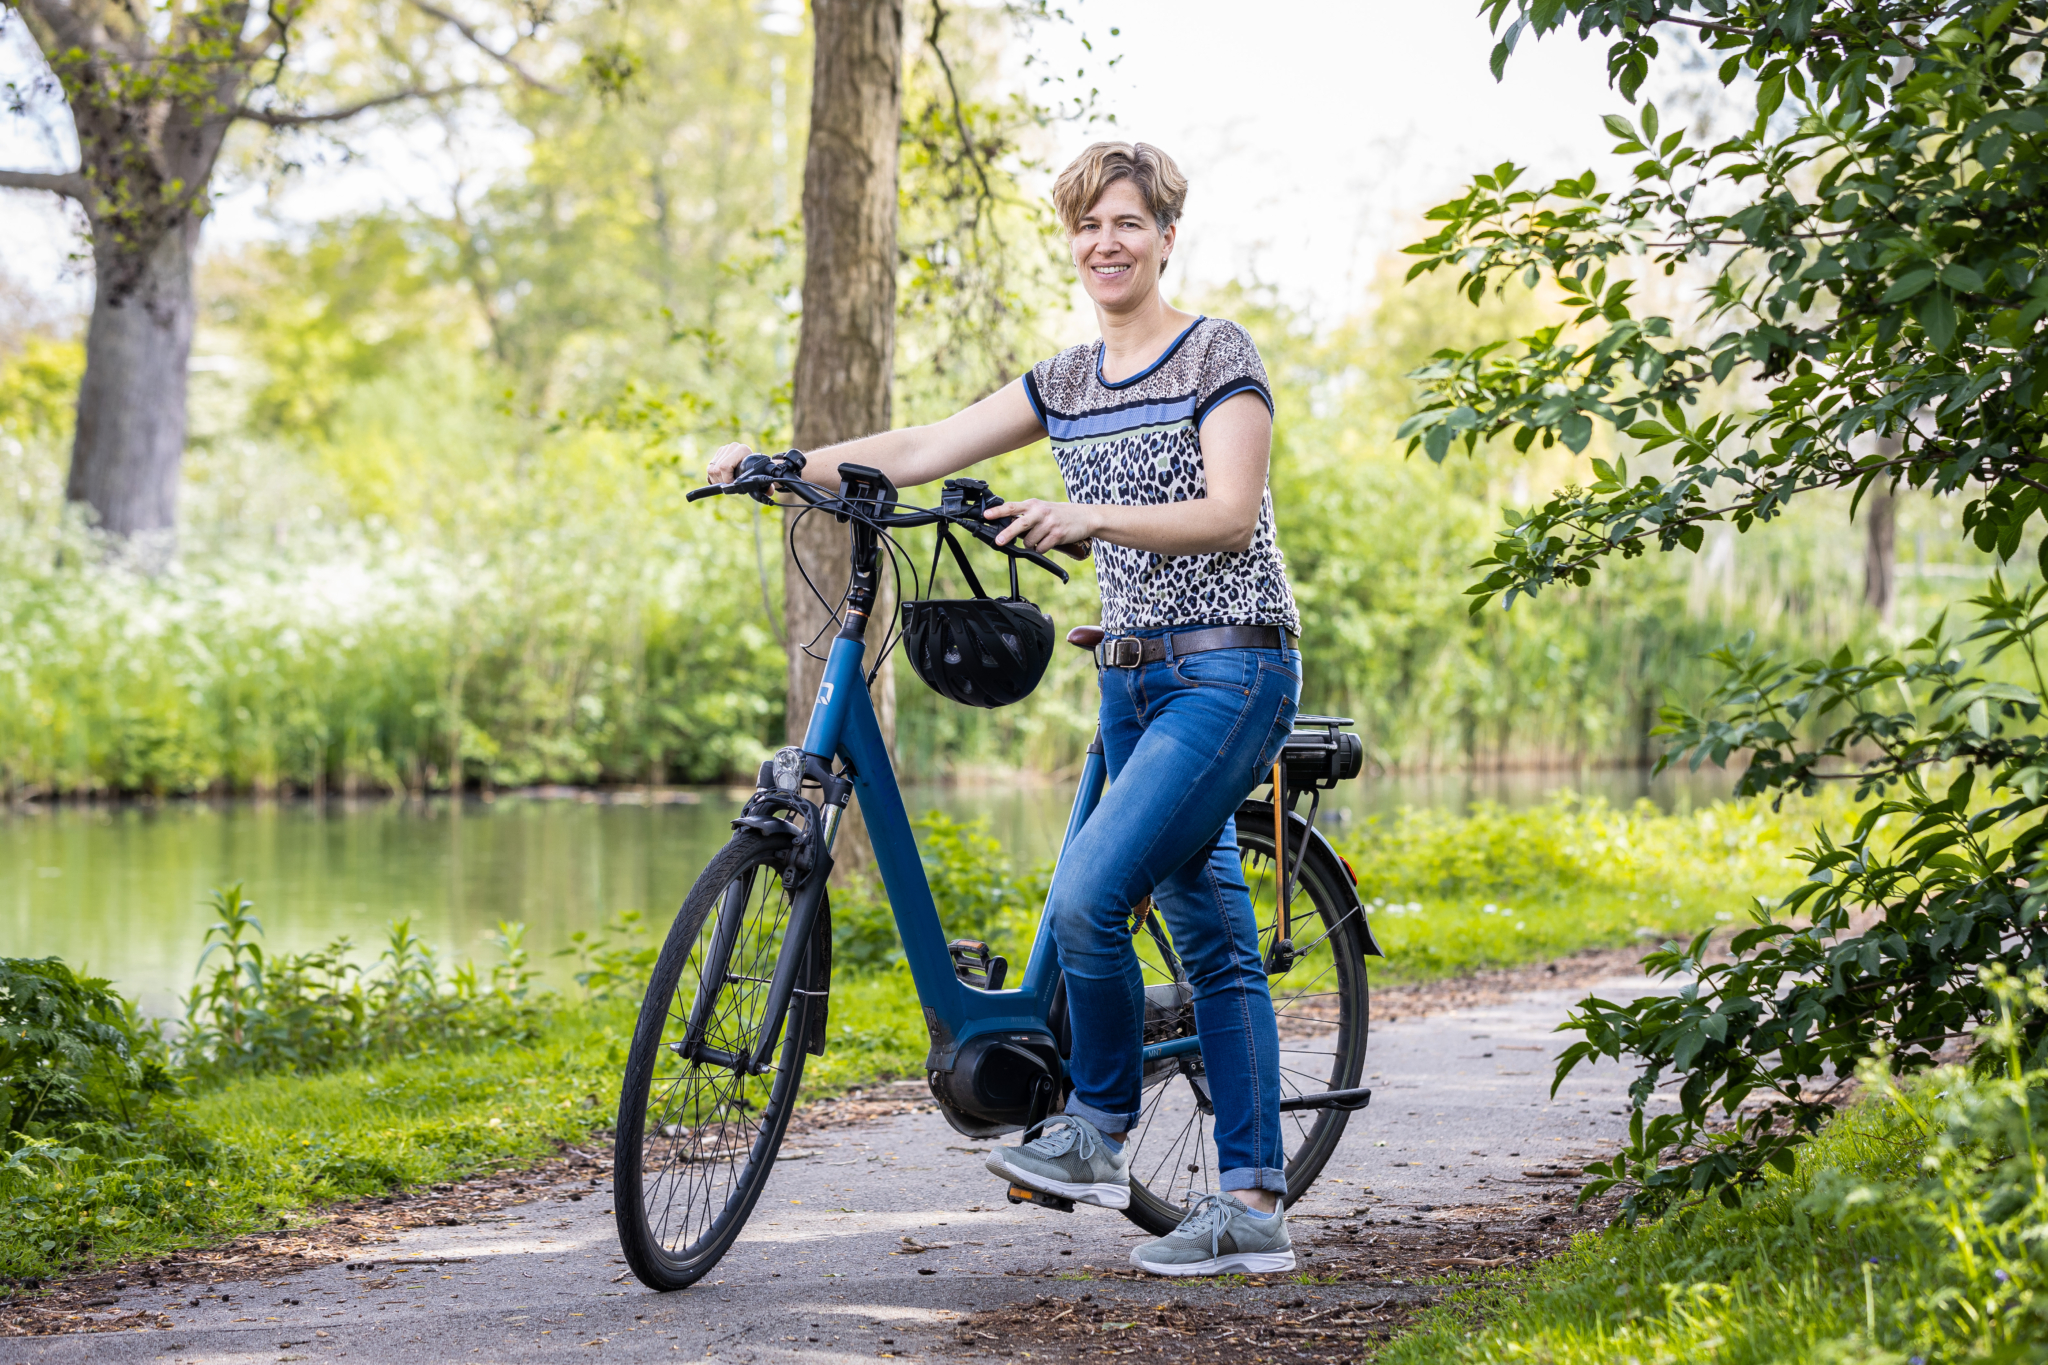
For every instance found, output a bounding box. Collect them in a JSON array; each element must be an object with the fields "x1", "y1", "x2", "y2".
[
  {"x1": 1128, "y1": 1193, "x2": 1295, "y2": 1276},
  {"x1": 984, "y1": 1115, "x2": 1130, "y2": 1209}
]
